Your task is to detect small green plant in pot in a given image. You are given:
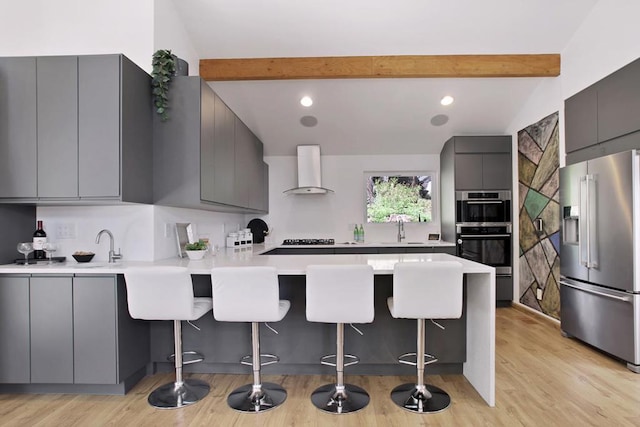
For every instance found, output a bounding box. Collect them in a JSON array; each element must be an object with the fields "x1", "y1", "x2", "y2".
[
  {"x1": 151, "y1": 49, "x2": 176, "y2": 122},
  {"x1": 185, "y1": 240, "x2": 208, "y2": 260}
]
